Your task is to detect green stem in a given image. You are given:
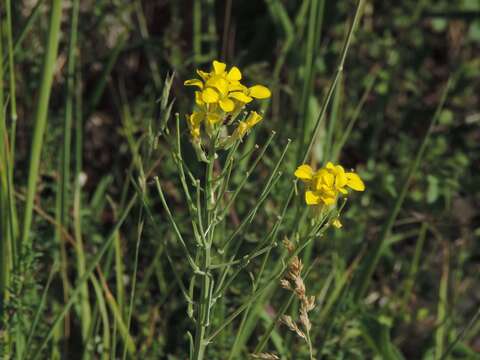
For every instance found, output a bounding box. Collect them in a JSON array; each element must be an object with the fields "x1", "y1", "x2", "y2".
[
  {"x1": 4, "y1": 1, "x2": 20, "y2": 266},
  {"x1": 193, "y1": 0, "x2": 202, "y2": 64},
  {"x1": 122, "y1": 210, "x2": 144, "y2": 360},
  {"x1": 297, "y1": 0, "x2": 324, "y2": 158},
  {"x1": 65, "y1": 0, "x2": 92, "y2": 342},
  {"x1": 193, "y1": 149, "x2": 215, "y2": 360},
  {"x1": 0, "y1": 11, "x2": 9, "y2": 325},
  {"x1": 300, "y1": 0, "x2": 366, "y2": 165},
  {"x1": 5, "y1": 0, "x2": 18, "y2": 168},
  {"x1": 21, "y1": 0, "x2": 63, "y2": 247}
]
